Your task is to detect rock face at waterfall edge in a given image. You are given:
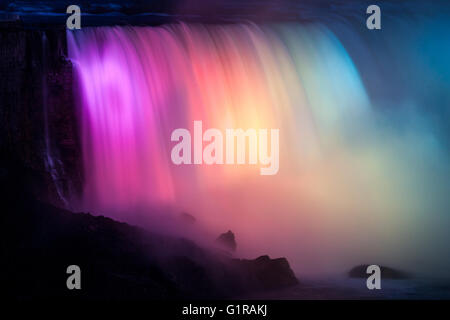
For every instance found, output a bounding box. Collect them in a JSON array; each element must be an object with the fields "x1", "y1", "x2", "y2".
[
  {"x1": 0, "y1": 21, "x2": 82, "y2": 208},
  {"x1": 349, "y1": 265, "x2": 411, "y2": 279},
  {"x1": 1, "y1": 169, "x2": 299, "y2": 299}
]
